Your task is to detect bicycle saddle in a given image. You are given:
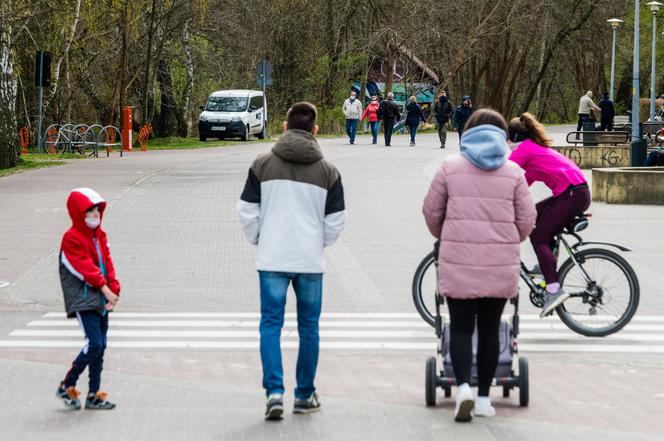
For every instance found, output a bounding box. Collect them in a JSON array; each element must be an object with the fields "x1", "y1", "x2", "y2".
[{"x1": 565, "y1": 213, "x2": 591, "y2": 234}]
